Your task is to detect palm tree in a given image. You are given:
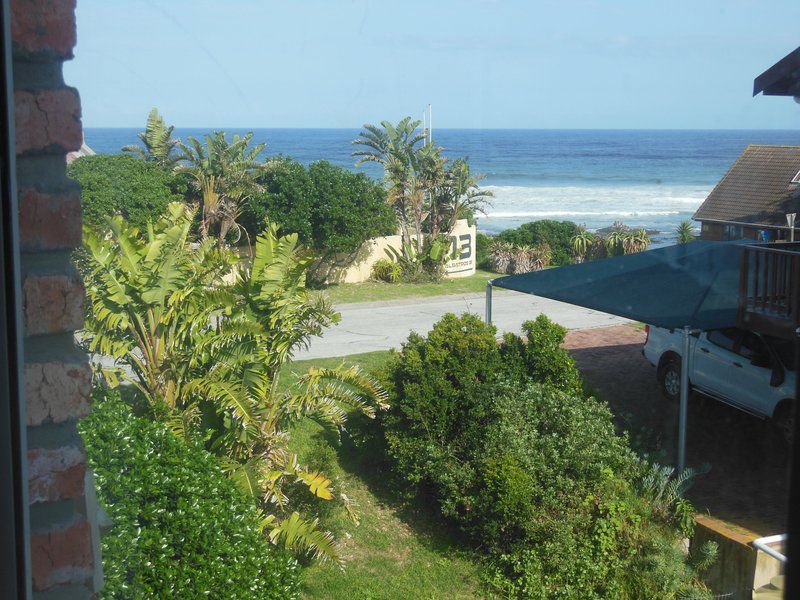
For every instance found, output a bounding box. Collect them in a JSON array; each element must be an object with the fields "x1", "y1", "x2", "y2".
[
  {"x1": 352, "y1": 118, "x2": 427, "y2": 250},
  {"x1": 177, "y1": 131, "x2": 266, "y2": 244},
  {"x1": 435, "y1": 157, "x2": 493, "y2": 237},
  {"x1": 676, "y1": 220, "x2": 695, "y2": 244},
  {"x1": 122, "y1": 108, "x2": 185, "y2": 168}
]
